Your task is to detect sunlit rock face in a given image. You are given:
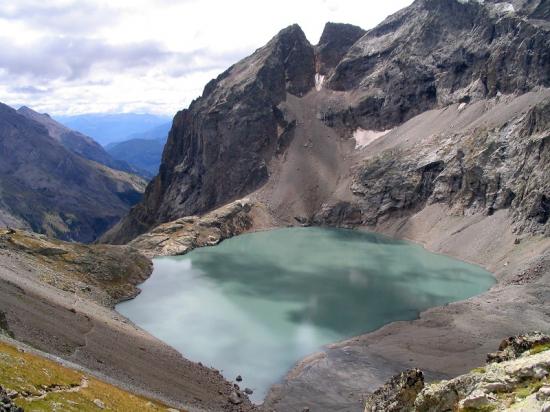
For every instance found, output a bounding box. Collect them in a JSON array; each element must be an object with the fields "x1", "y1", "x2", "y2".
[{"x1": 364, "y1": 333, "x2": 550, "y2": 412}]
